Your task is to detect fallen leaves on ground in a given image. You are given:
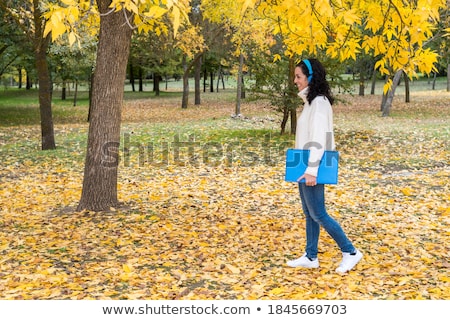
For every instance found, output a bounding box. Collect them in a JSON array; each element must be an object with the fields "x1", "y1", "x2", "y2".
[{"x1": 0, "y1": 92, "x2": 449, "y2": 300}]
